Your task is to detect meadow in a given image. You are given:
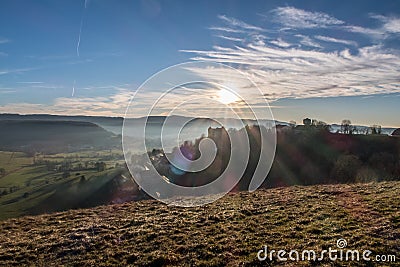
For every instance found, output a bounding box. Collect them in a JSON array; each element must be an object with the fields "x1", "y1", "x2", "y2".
[
  {"x1": 0, "y1": 181, "x2": 398, "y2": 266},
  {"x1": 0, "y1": 150, "x2": 126, "y2": 220}
]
